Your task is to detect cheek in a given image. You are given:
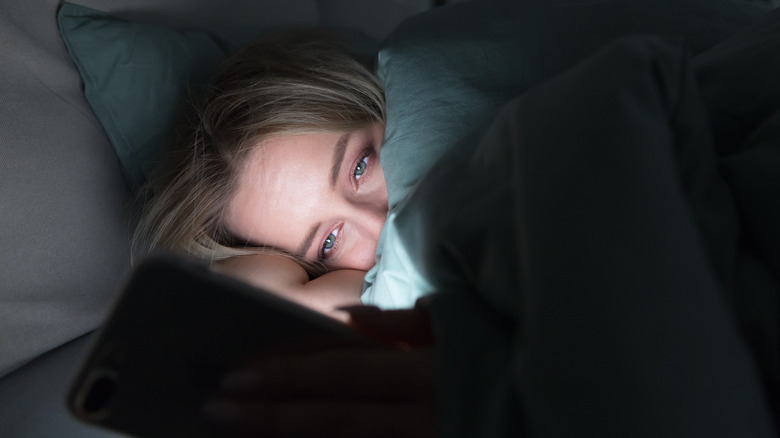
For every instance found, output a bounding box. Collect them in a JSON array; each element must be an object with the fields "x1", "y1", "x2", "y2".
[{"x1": 349, "y1": 240, "x2": 381, "y2": 272}]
